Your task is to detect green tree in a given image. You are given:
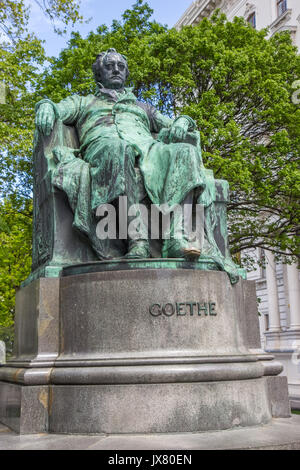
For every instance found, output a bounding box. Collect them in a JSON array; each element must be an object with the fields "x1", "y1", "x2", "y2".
[
  {"x1": 0, "y1": 0, "x2": 84, "y2": 348},
  {"x1": 0, "y1": 197, "x2": 32, "y2": 353},
  {"x1": 0, "y1": 0, "x2": 84, "y2": 197},
  {"x1": 0, "y1": 0, "x2": 83, "y2": 41}
]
